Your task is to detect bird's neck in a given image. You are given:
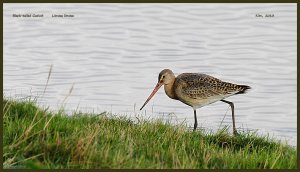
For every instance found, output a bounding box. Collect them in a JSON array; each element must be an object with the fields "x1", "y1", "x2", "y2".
[{"x1": 164, "y1": 79, "x2": 178, "y2": 100}]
